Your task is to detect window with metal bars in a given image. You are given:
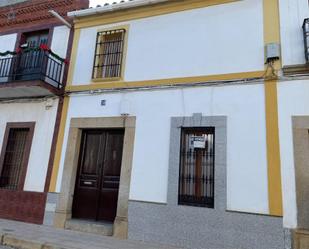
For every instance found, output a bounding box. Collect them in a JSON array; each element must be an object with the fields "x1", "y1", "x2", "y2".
[
  {"x1": 92, "y1": 29, "x2": 126, "y2": 79},
  {"x1": 0, "y1": 125, "x2": 33, "y2": 190},
  {"x1": 303, "y1": 18, "x2": 309, "y2": 63},
  {"x1": 178, "y1": 127, "x2": 215, "y2": 208}
]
